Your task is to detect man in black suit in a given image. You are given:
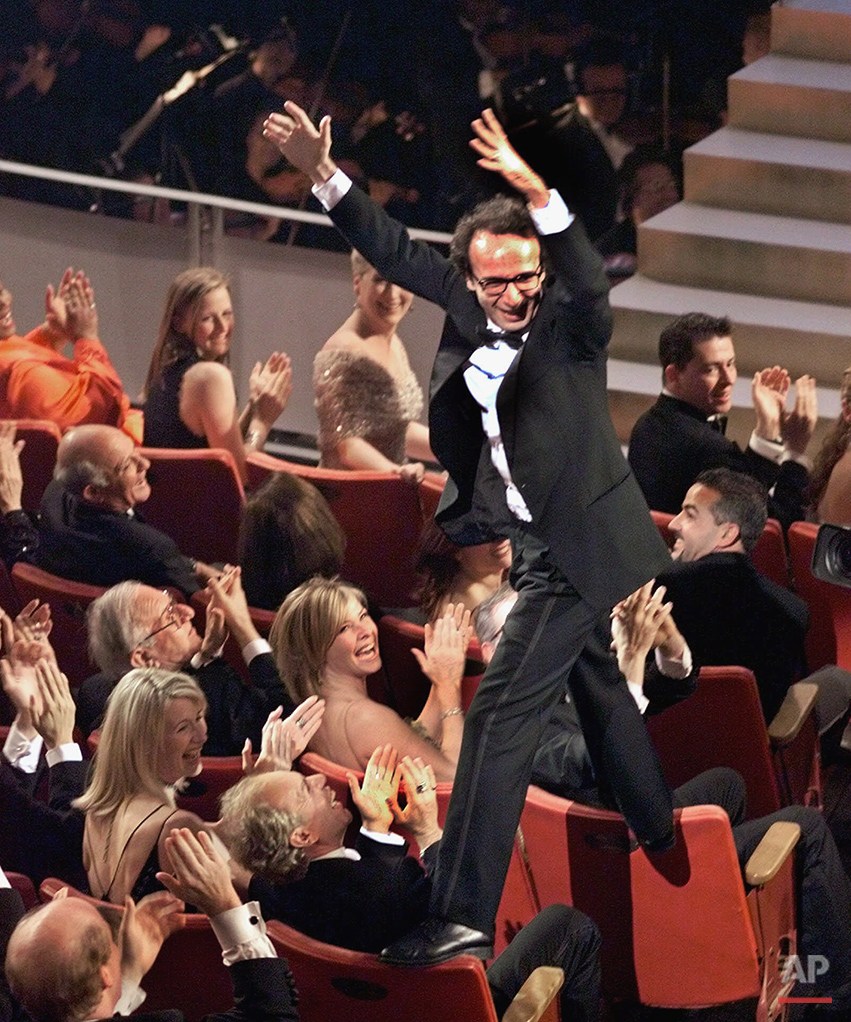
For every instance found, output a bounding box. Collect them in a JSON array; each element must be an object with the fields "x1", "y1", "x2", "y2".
[
  {"x1": 658, "y1": 468, "x2": 851, "y2": 738},
  {"x1": 219, "y1": 751, "x2": 602, "y2": 1022},
  {"x1": 76, "y1": 575, "x2": 293, "y2": 753},
  {"x1": 262, "y1": 101, "x2": 674, "y2": 967},
  {"x1": 4, "y1": 829, "x2": 300, "y2": 1022},
  {"x1": 628, "y1": 312, "x2": 817, "y2": 529},
  {"x1": 0, "y1": 423, "x2": 216, "y2": 596}
]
